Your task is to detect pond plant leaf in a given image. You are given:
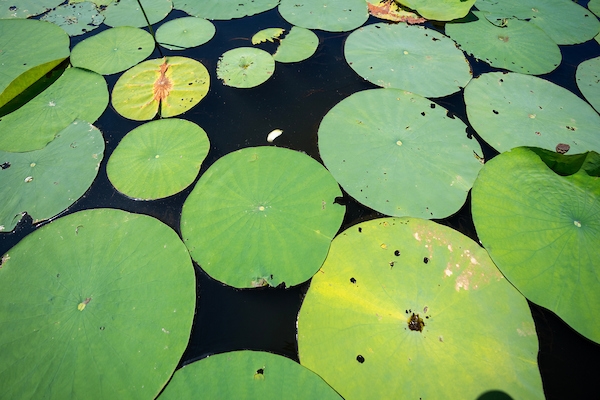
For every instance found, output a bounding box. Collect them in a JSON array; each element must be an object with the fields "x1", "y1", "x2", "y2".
[
  {"x1": 174, "y1": 0, "x2": 278, "y2": 20},
  {"x1": 40, "y1": 1, "x2": 105, "y2": 37},
  {"x1": 0, "y1": 19, "x2": 70, "y2": 109},
  {"x1": 590, "y1": 0, "x2": 600, "y2": 18},
  {"x1": 107, "y1": 118, "x2": 209, "y2": 200},
  {"x1": 0, "y1": 208, "x2": 196, "y2": 399},
  {"x1": 476, "y1": 0, "x2": 600, "y2": 45},
  {"x1": 217, "y1": 48, "x2": 275, "y2": 88},
  {"x1": 471, "y1": 147, "x2": 600, "y2": 344},
  {"x1": 318, "y1": 88, "x2": 483, "y2": 219},
  {"x1": 71, "y1": 0, "x2": 116, "y2": 5},
  {"x1": 180, "y1": 146, "x2": 345, "y2": 289},
  {"x1": 297, "y1": 217, "x2": 544, "y2": 400},
  {"x1": 252, "y1": 28, "x2": 285, "y2": 44},
  {"x1": 157, "y1": 351, "x2": 343, "y2": 399},
  {"x1": 0, "y1": 0, "x2": 63, "y2": 18},
  {"x1": 367, "y1": 1, "x2": 426, "y2": 24},
  {"x1": 70, "y1": 26, "x2": 155, "y2": 75},
  {"x1": 344, "y1": 22, "x2": 472, "y2": 98},
  {"x1": 0, "y1": 119, "x2": 104, "y2": 232},
  {"x1": 112, "y1": 56, "x2": 210, "y2": 120},
  {"x1": 0, "y1": 67, "x2": 109, "y2": 152},
  {"x1": 576, "y1": 56, "x2": 600, "y2": 115},
  {"x1": 397, "y1": 0, "x2": 474, "y2": 21},
  {"x1": 102, "y1": 0, "x2": 173, "y2": 28},
  {"x1": 464, "y1": 72, "x2": 600, "y2": 154},
  {"x1": 445, "y1": 11, "x2": 561, "y2": 75},
  {"x1": 273, "y1": 26, "x2": 319, "y2": 63},
  {"x1": 156, "y1": 17, "x2": 216, "y2": 50},
  {"x1": 278, "y1": 0, "x2": 369, "y2": 32}
]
